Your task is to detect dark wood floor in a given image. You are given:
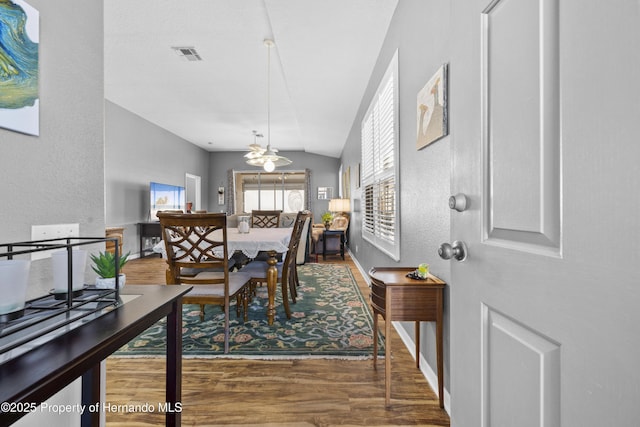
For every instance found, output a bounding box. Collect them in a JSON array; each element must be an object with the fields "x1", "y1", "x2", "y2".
[{"x1": 105, "y1": 254, "x2": 450, "y2": 426}]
